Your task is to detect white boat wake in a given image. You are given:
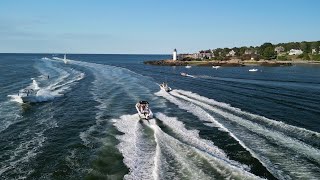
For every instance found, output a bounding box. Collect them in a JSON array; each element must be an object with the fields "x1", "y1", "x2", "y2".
[
  {"x1": 113, "y1": 114, "x2": 261, "y2": 180},
  {"x1": 155, "y1": 89, "x2": 320, "y2": 180}
]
